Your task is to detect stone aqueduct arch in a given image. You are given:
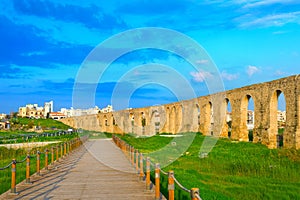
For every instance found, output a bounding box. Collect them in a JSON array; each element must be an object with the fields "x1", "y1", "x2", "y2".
[{"x1": 61, "y1": 75, "x2": 300, "y2": 149}]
